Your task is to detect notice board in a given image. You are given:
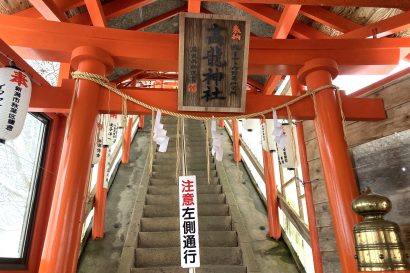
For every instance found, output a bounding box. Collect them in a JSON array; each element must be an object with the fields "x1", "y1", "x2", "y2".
[{"x1": 178, "y1": 13, "x2": 250, "y2": 113}]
